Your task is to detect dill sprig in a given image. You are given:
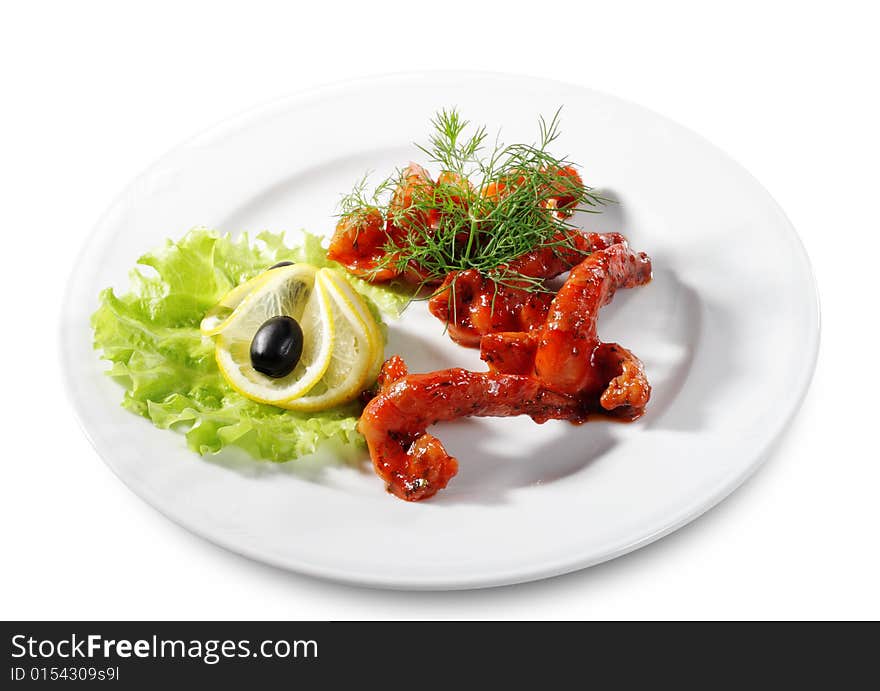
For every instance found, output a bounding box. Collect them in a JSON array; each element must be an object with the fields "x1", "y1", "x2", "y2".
[
  {"x1": 414, "y1": 108, "x2": 488, "y2": 176},
  {"x1": 338, "y1": 108, "x2": 607, "y2": 289}
]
